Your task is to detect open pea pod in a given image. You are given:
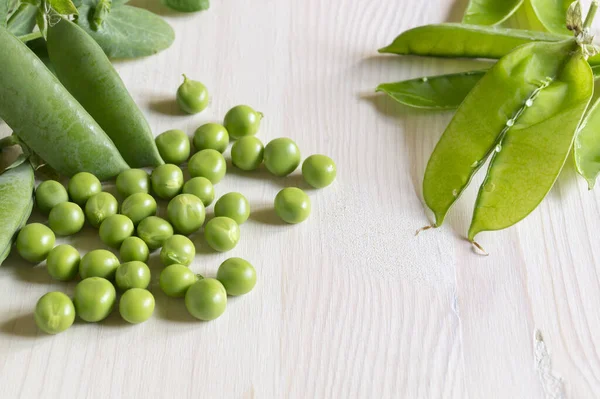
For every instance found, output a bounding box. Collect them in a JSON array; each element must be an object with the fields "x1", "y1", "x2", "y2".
[
  {"x1": 423, "y1": 40, "x2": 593, "y2": 237},
  {"x1": 463, "y1": 0, "x2": 524, "y2": 25},
  {"x1": 574, "y1": 98, "x2": 600, "y2": 189},
  {"x1": 0, "y1": 162, "x2": 34, "y2": 265},
  {"x1": 530, "y1": 0, "x2": 572, "y2": 34}
]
